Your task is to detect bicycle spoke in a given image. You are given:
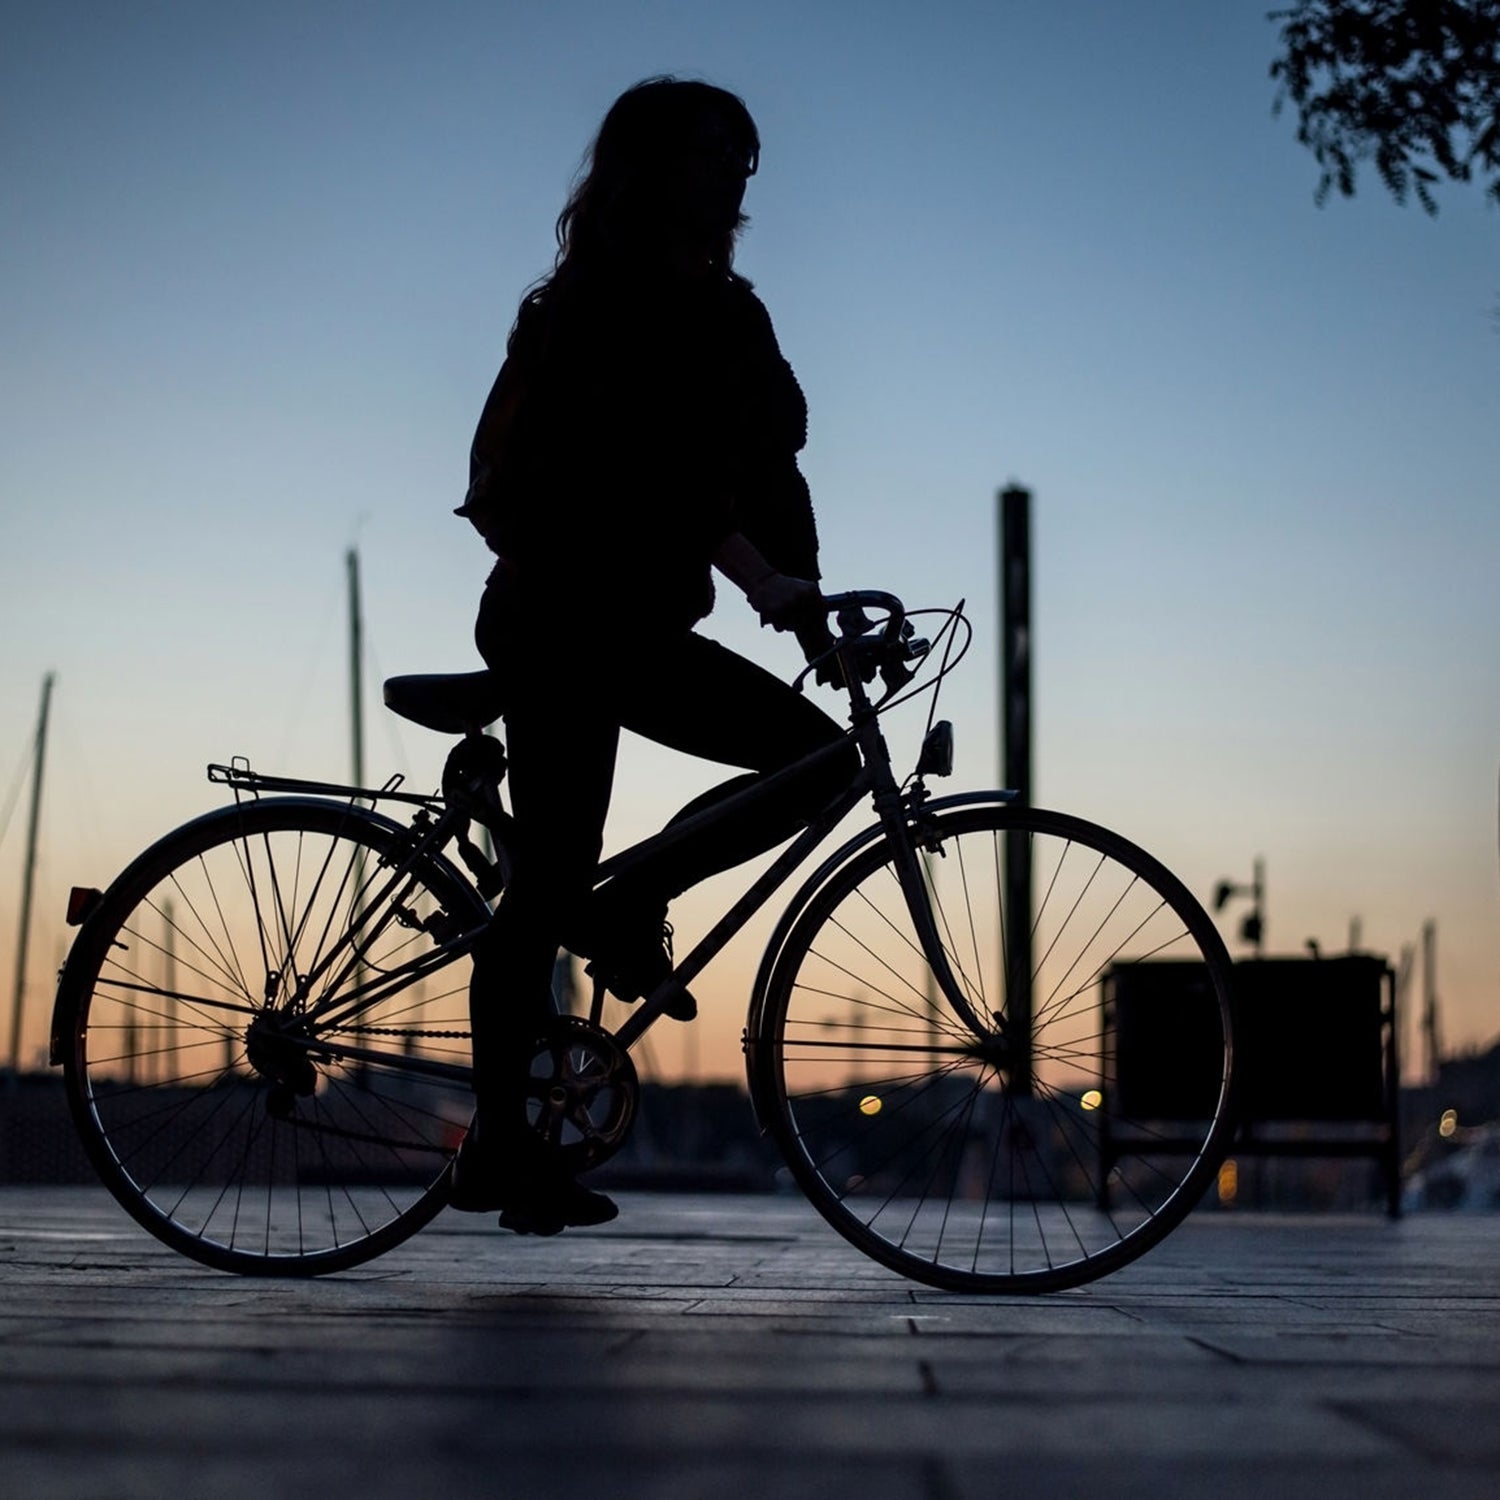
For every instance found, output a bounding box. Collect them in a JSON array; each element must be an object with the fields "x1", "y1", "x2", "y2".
[
  {"x1": 63, "y1": 800, "x2": 487, "y2": 1274},
  {"x1": 767, "y1": 802, "x2": 1234, "y2": 1293}
]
